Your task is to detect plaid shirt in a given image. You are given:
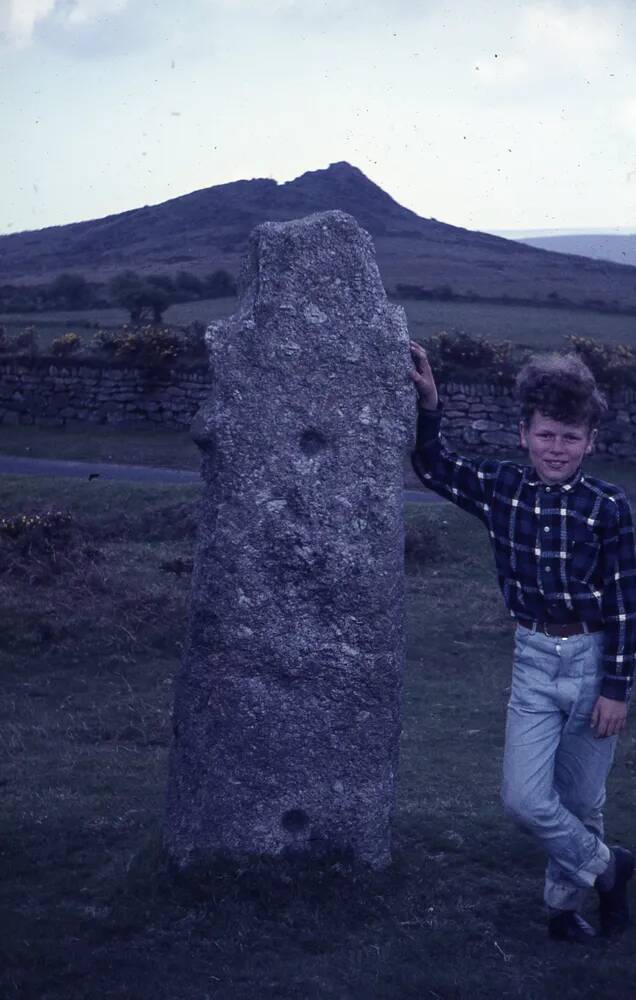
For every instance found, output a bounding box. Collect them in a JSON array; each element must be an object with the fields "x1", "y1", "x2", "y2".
[{"x1": 412, "y1": 402, "x2": 636, "y2": 702}]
